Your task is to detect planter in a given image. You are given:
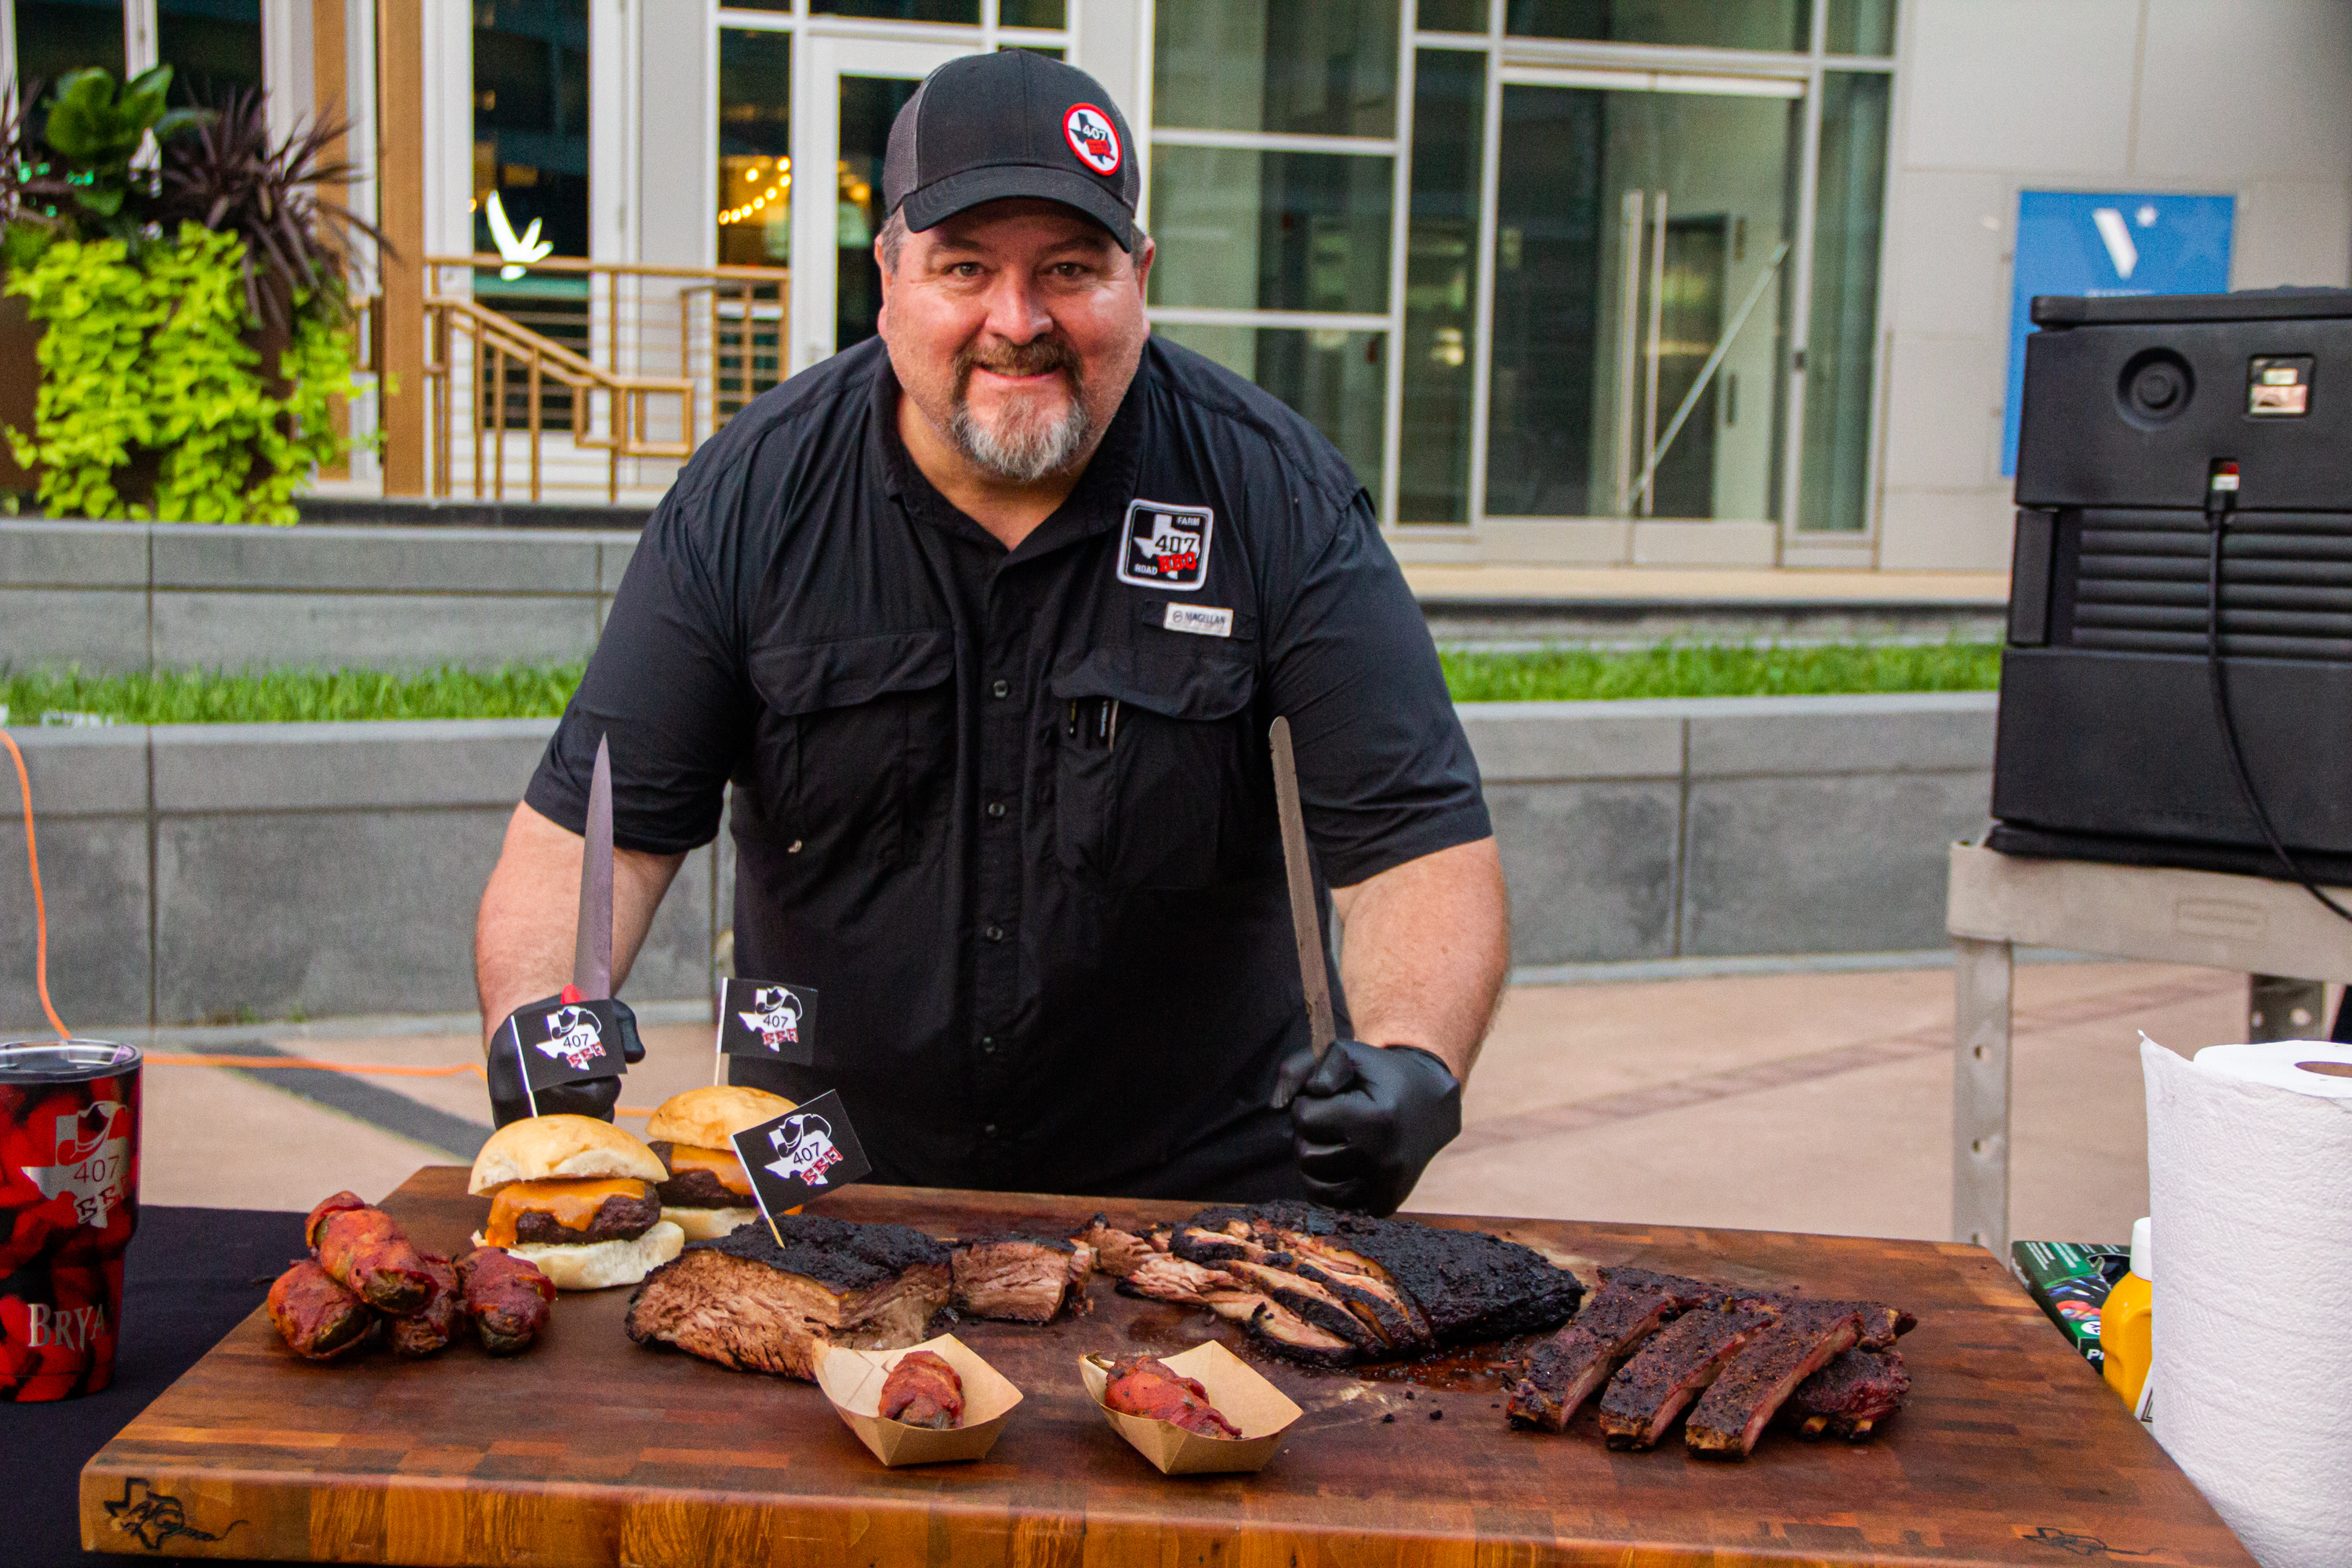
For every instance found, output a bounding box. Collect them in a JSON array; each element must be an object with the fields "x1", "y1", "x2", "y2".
[{"x1": 0, "y1": 286, "x2": 36, "y2": 494}]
